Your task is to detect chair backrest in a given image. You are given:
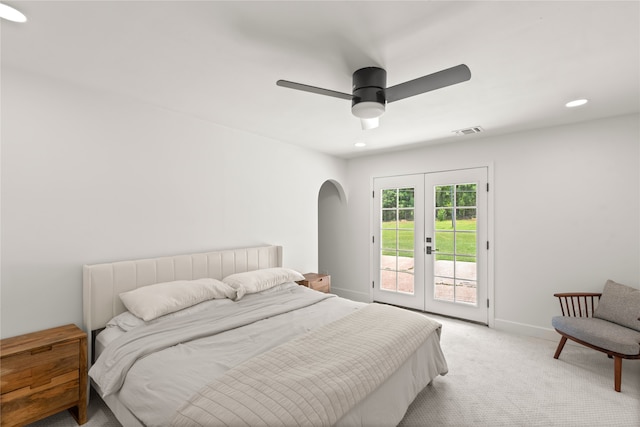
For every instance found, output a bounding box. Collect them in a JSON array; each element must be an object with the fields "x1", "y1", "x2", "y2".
[{"x1": 554, "y1": 293, "x2": 602, "y2": 317}]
